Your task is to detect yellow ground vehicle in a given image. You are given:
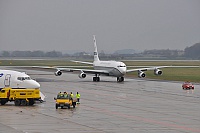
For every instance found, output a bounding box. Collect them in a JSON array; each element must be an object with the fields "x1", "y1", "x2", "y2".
[
  {"x1": 55, "y1": 93, "x2": 76, "y2": 109},
  {"x1": 0, "y1": 87, "x2": 41, "y2": 106}
]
